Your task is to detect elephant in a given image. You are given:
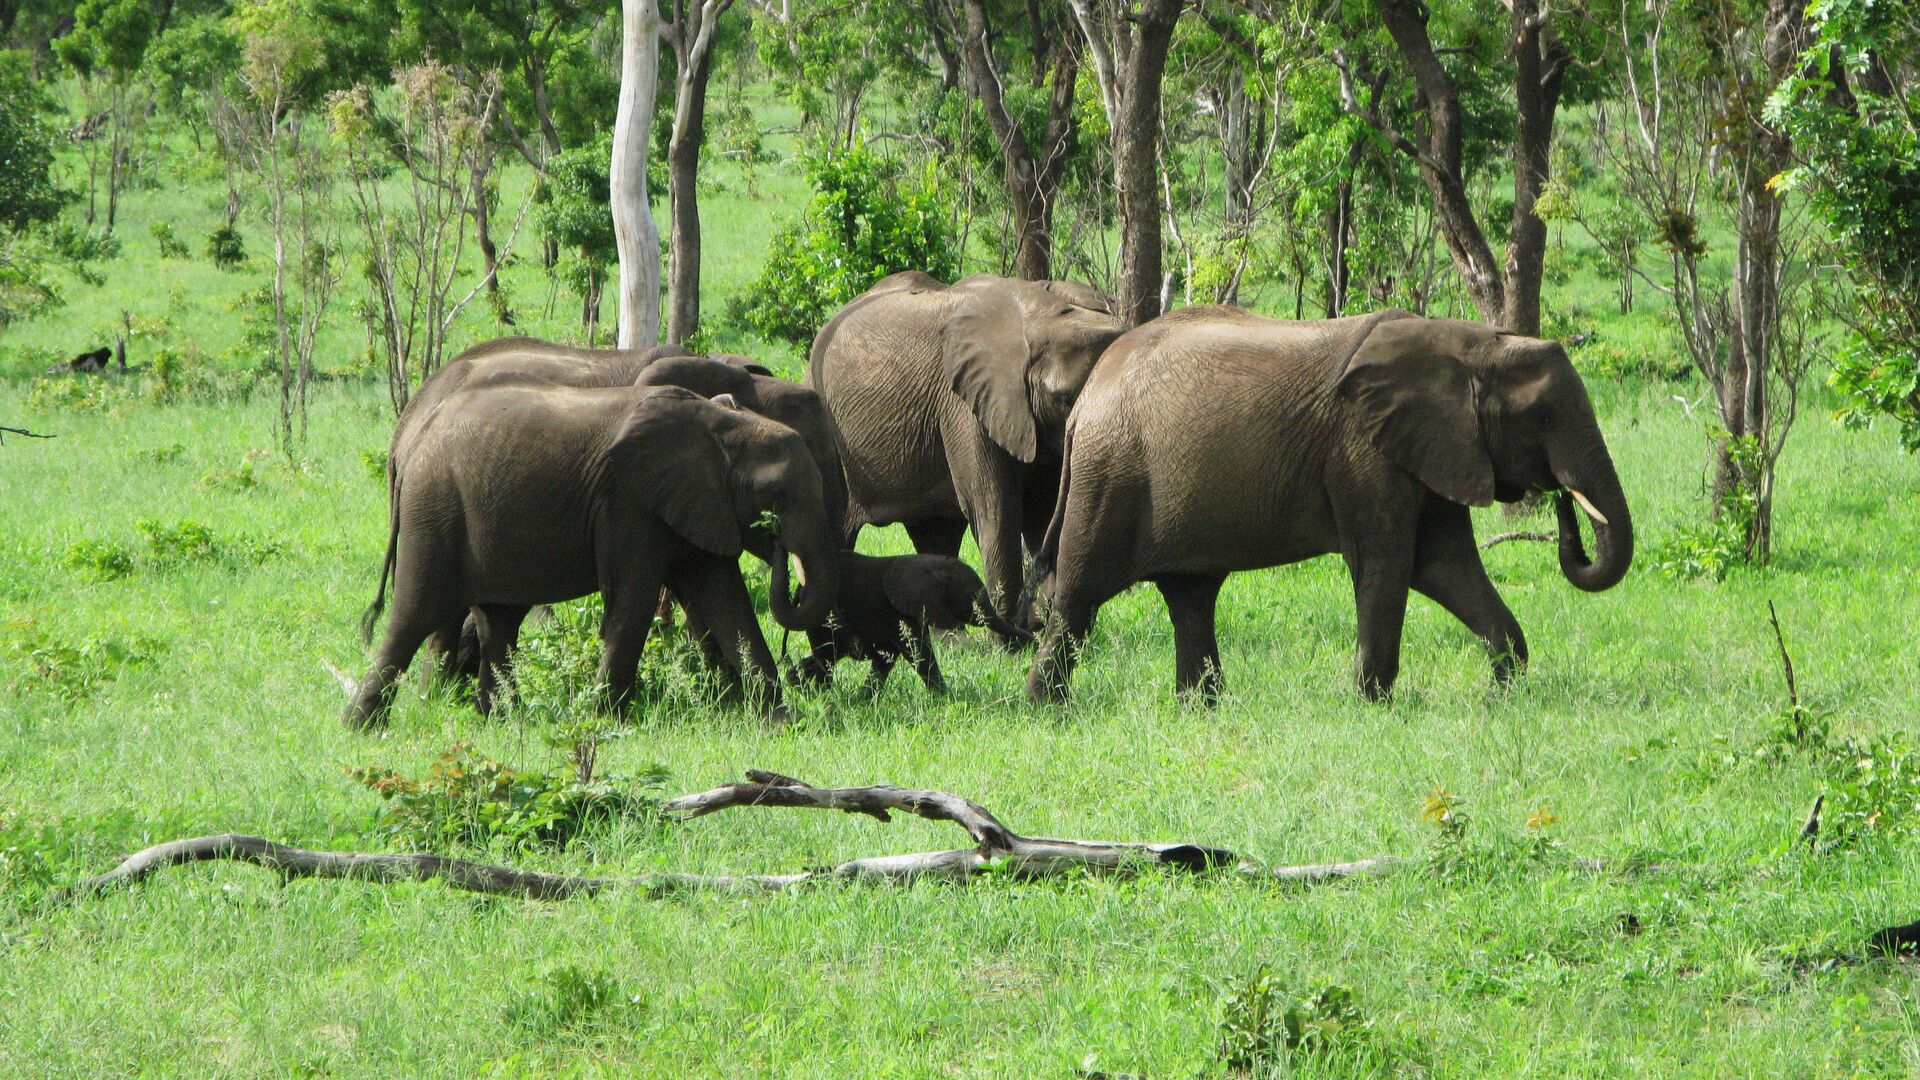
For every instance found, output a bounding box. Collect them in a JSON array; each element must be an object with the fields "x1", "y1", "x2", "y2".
[
  {"x1": 1023, "y1": 307, "x2": 1633, "y2": 704},
  {"x1": 807, "y1": 271, "x2": 1128, "y2": 640},
  {"x1": 344, "y1": 384, "x2": 840, "y2": 730},
  {"x1": 790, "y1": 550, "x2": 1033, "y2": 696},
  {"x1": 384, "y1": 340, "x2": 846, "y2": 687}
]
